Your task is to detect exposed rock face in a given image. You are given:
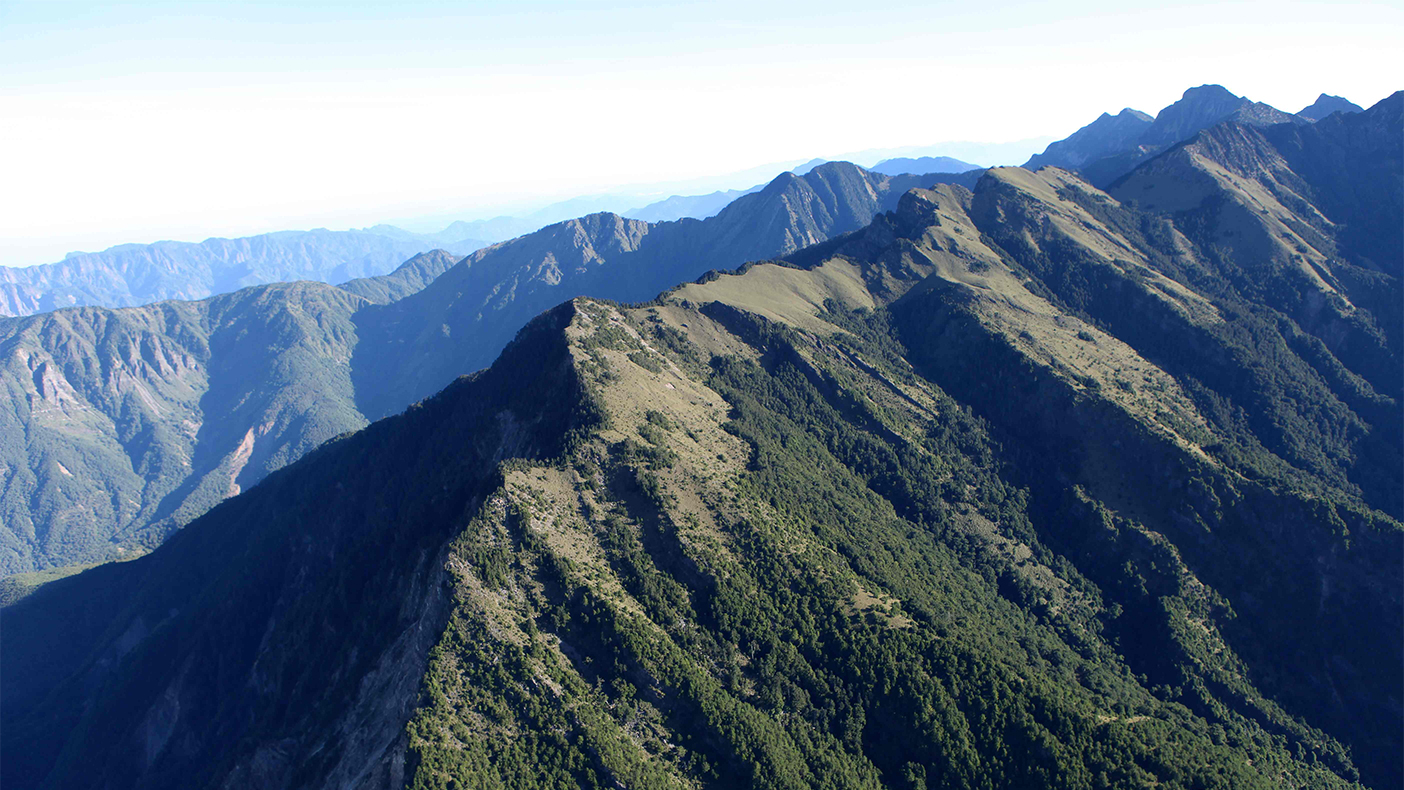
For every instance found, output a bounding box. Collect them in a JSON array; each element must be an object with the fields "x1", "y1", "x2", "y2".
[{"x1": 0, "y1": 282, "x2": 371, "y2": 575}]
